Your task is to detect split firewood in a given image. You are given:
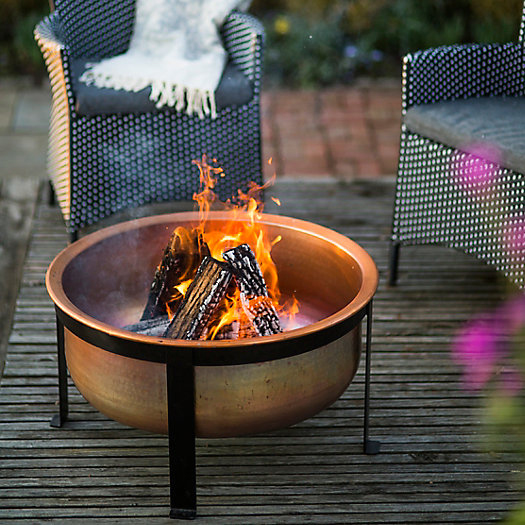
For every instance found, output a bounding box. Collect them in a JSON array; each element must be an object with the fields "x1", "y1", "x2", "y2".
[
  {"x1": 124, "y1": 314, "x2": 170, "y2": 337},
  {"x1": 141, "y1": 227, "x2": 210, "y2": 321},
  {"x1": 212, "y1": 318, "x2": 259, "y2": 340},
  {"x1": 206, "y1": 283, "x2": 259, "y2": 340},
  {"x1": 164, "y1": 256, "x2": 233, "y2": 340},
  {"x1": 222, "y1": 244, "x2": 282, "y2": 336}
]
